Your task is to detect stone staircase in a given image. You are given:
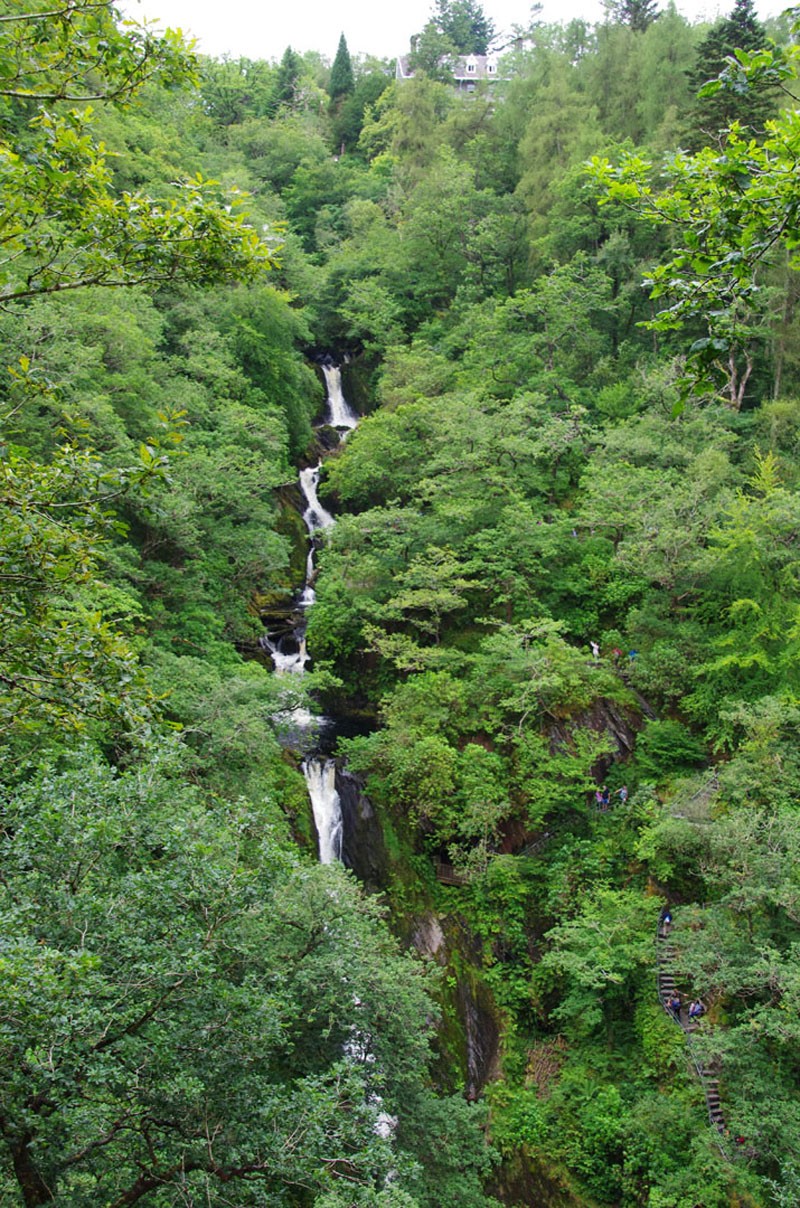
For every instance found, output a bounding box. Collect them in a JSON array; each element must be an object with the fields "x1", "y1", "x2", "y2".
[{"x1": 657, "y1": 917, "x2": 726, "y2": 1137}]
